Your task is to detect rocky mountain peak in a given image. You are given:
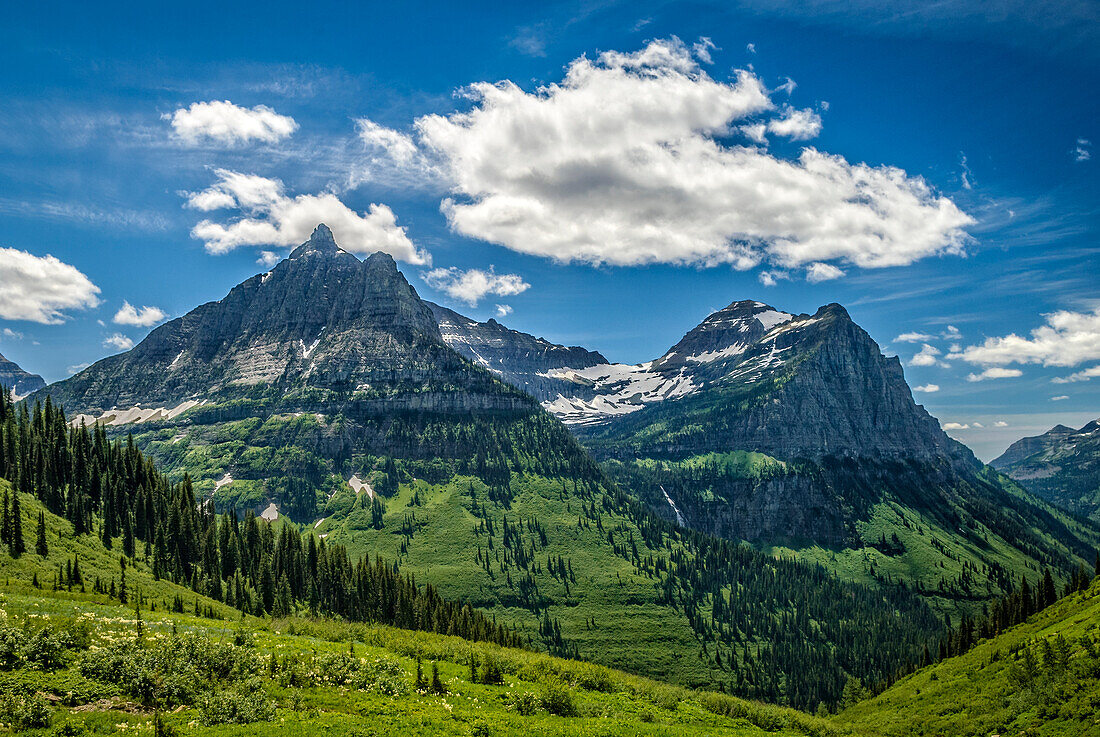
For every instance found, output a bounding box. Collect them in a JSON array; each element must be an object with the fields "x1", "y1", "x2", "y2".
[
  {"x1": 31, "y1": 225, "x2": 453, "y2": 413},
  {"x1": 288, "y1": 223, "x2": 345, "y2": 260},
  {"x1": 814, "y1": 302, "x2": 852, "y2": 321},
  {"x1": 655, "y1": 299, "x2": 792, "y2": 371}
]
